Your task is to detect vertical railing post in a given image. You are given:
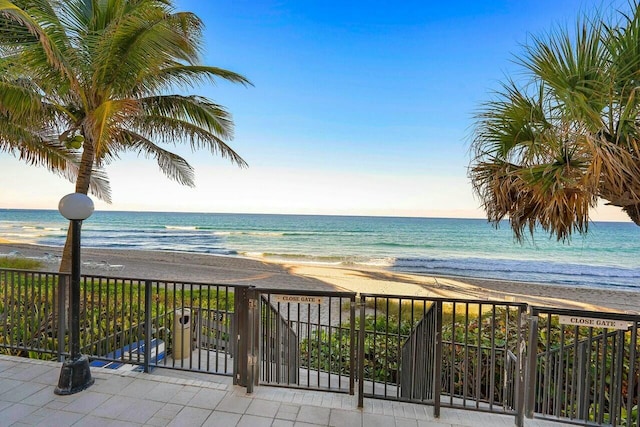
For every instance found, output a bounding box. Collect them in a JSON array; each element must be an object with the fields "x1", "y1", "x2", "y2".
[
  {"x1": 433, "y1": 300, "x2": 443, "y2": 418},
  {"x1": 576, "y1": 341, "x2": 588, "y2": 420},
  {"x1": 349, "y1": 295, "x2": 356, "y2": 396},
  {"x1": 611, "y1": 330, "x2": 625, "y2": 426},
  {"x1": 515, "y1": 305, "x2": 526, "y2": 427},
  {"x1": 357, "y1": 295, "x2": 365, "y2": 408},
  {"x1": 525, "y1": 308, "x2": 539, "y2": 419},
  {"x1": 246, "y1": 287, "x2": 258, "y2": 393},
  {"x1": 233, "y1": 286, "x2": 249, "y2": 386},
  {"x1": 626, "y1": 322, "x2": 638, "y2": 427},
  {"x1": 57, "y1": 274, "x2": 67, "y2": 361},
  {"x1": 143, "y1": 280, "x2": 152, "y2": 373}
]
